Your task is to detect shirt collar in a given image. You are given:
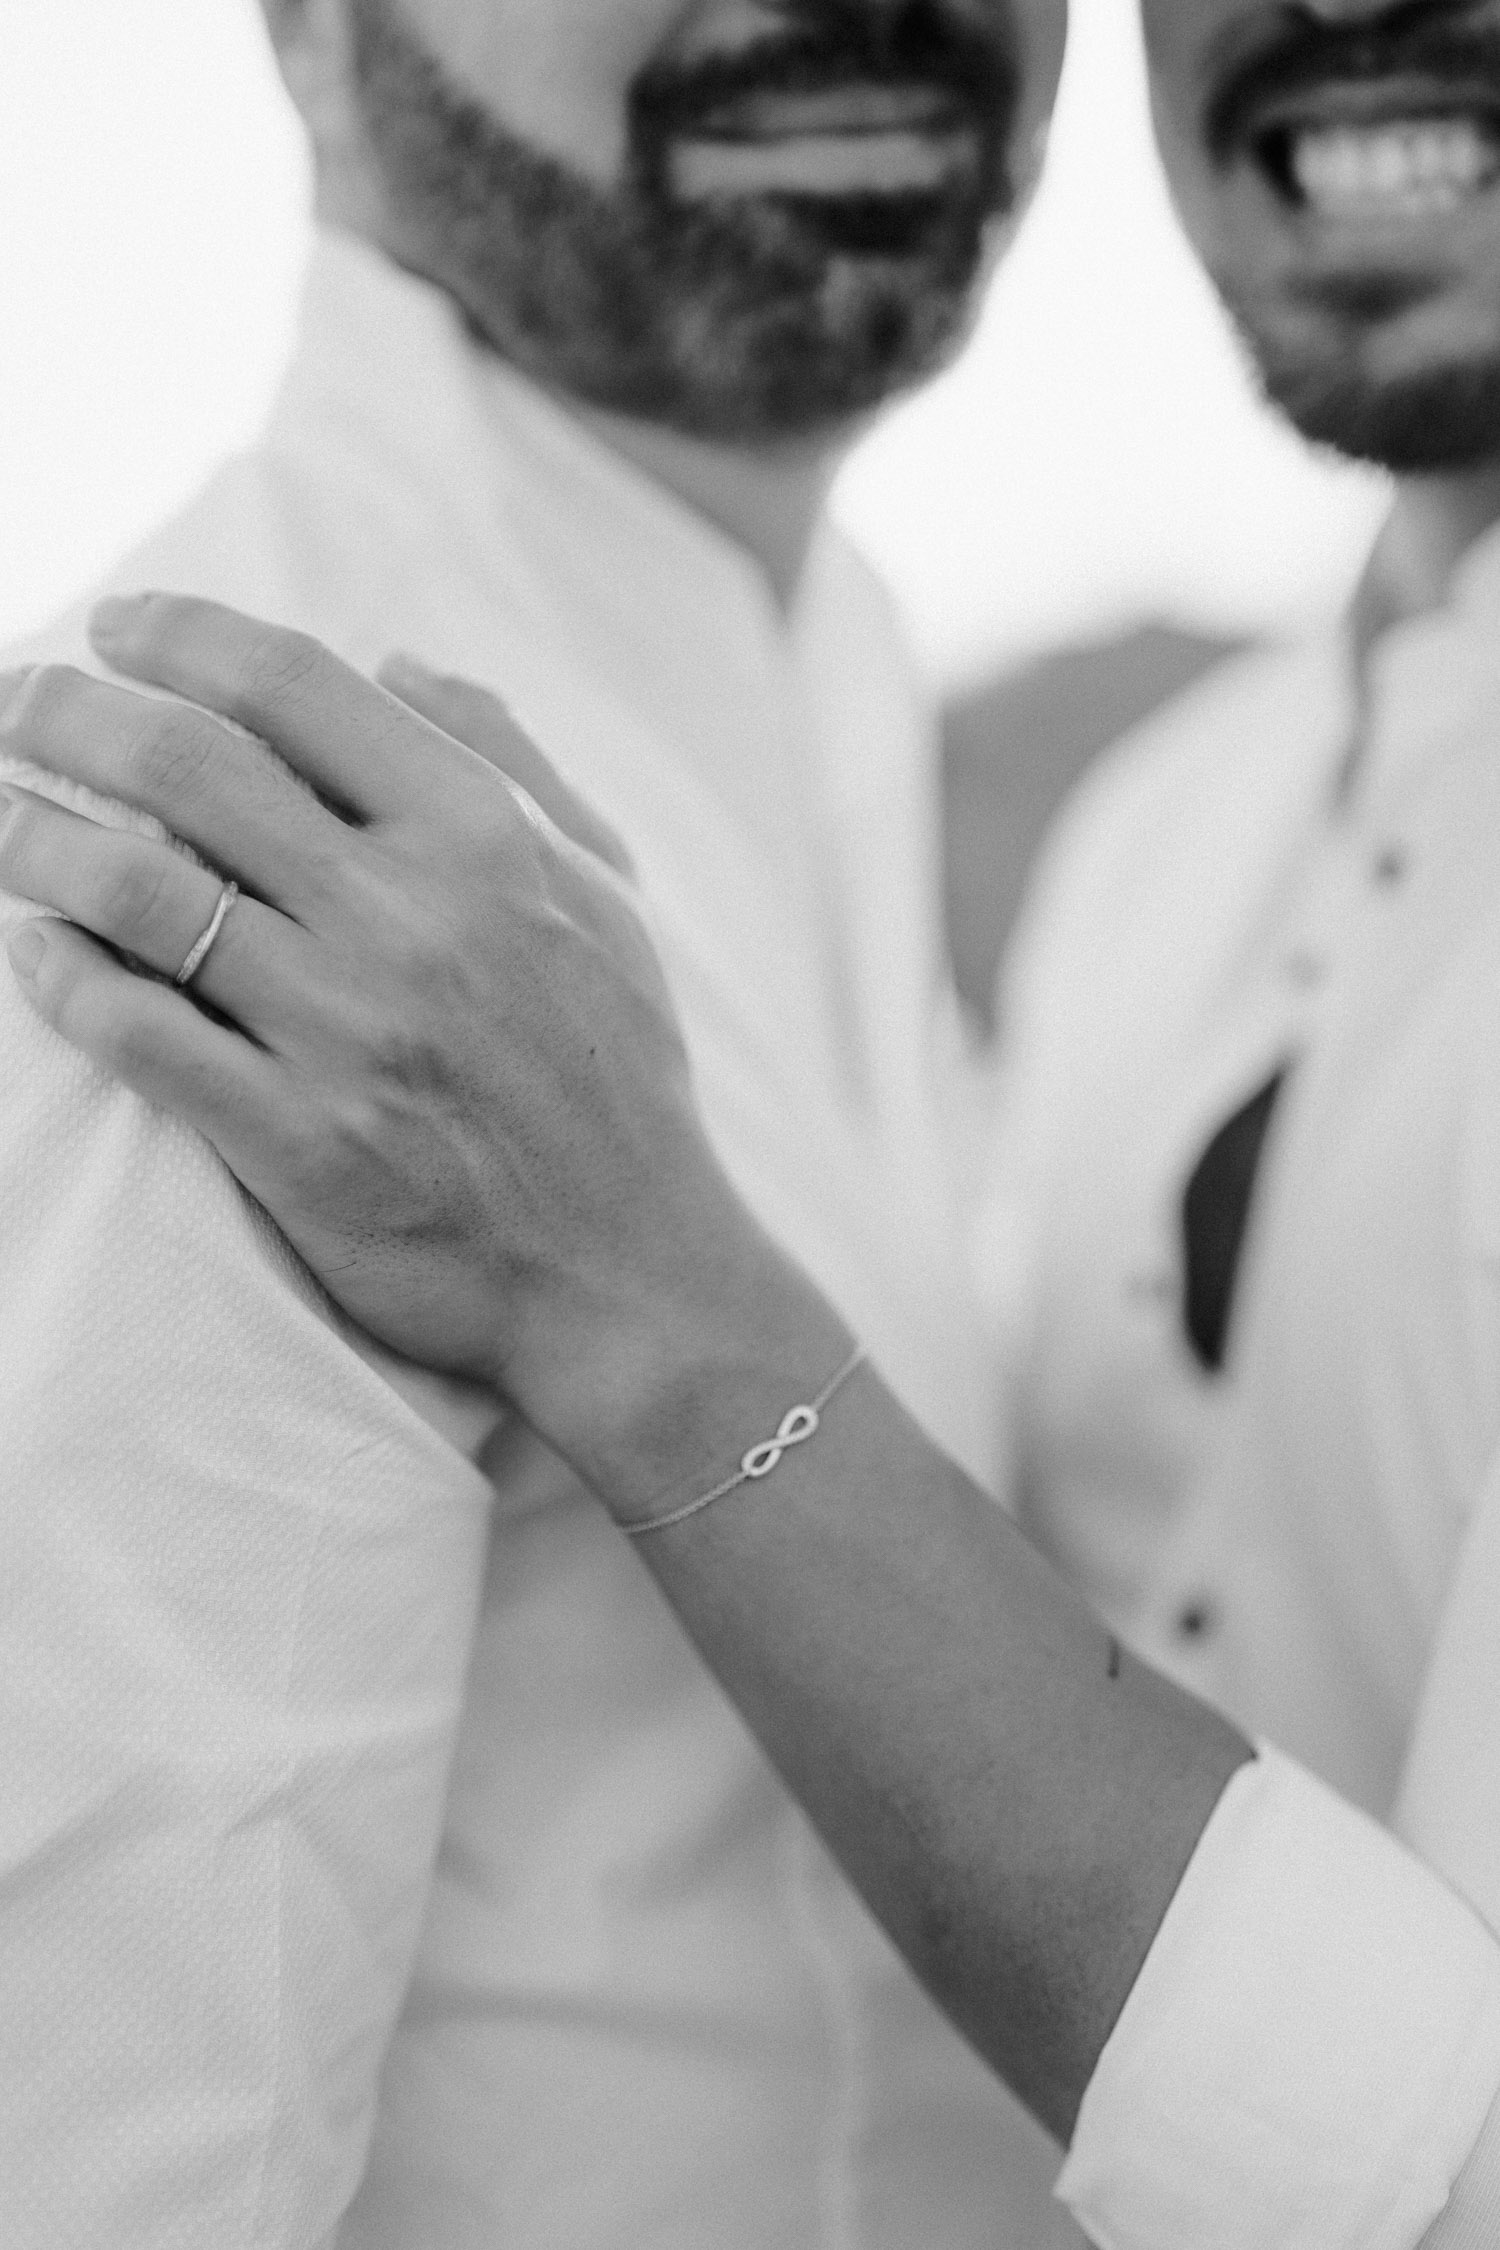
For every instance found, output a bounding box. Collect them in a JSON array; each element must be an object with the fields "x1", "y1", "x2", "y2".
[
  {"x1": 260, "y1": 228, "x2": 882, "y2": 959},
  {"x1": 1446, "y1": 512, "x2": 1500, "y2": 620},
  {"x1": 1353, "y1": 505, "x2": 1500, "y2": 657},
  {"x1": 1342, "y1": 508, "x2": 1500, "y2": 811},
  {"x1": 268, "y1": 226, "x2": 817, "y2": 668},
  {"x1": 262, "y1": 226, "x2": 861, "y2": 870}
]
